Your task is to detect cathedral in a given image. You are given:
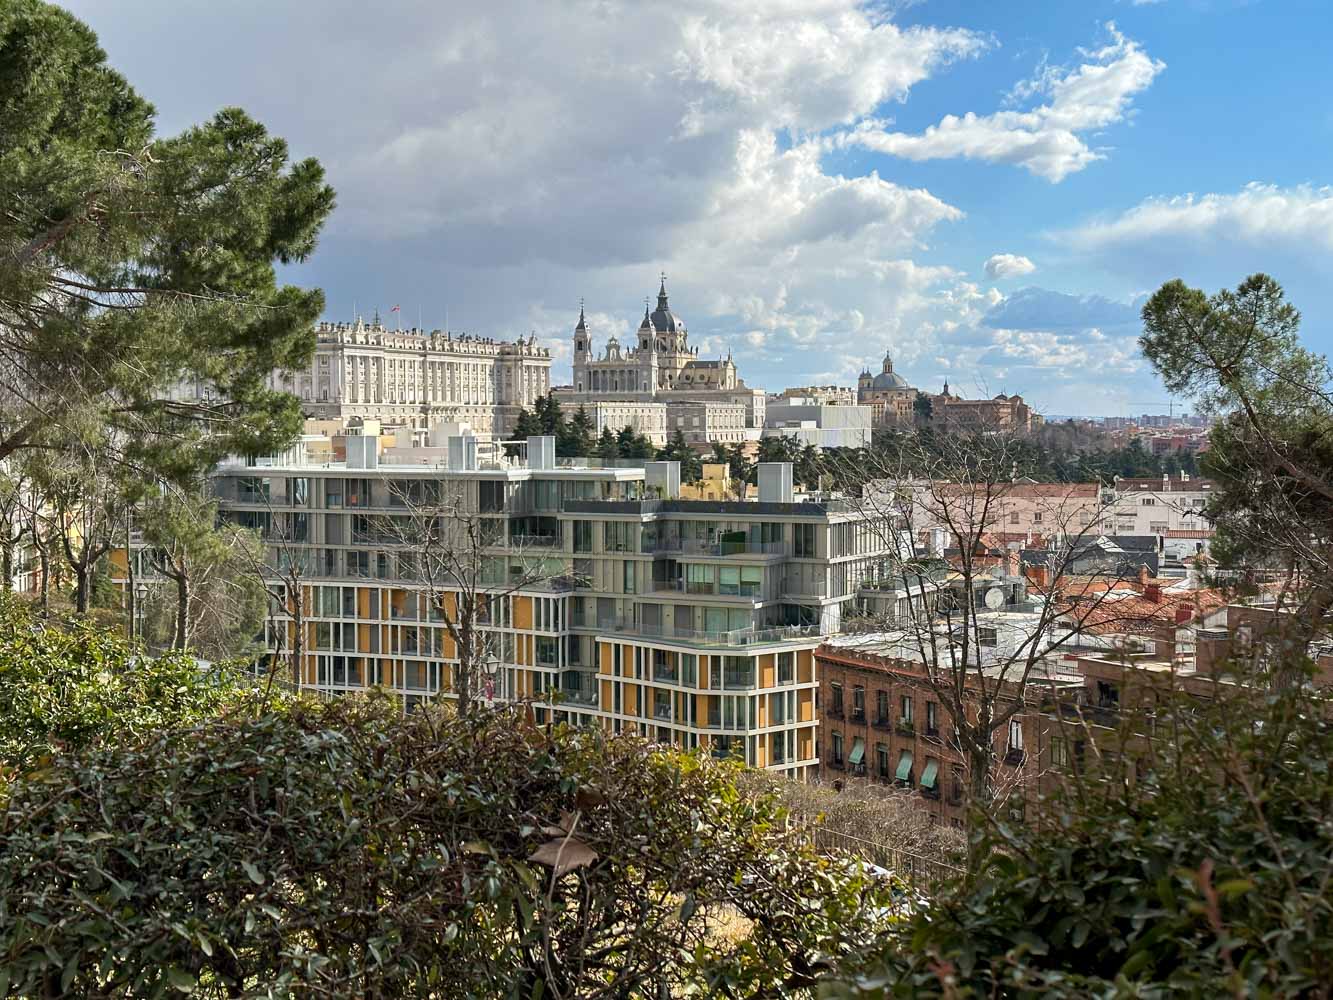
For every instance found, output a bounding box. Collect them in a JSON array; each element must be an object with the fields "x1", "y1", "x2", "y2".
[
  {"x1": 556, "y1": 278, "x2": 765, "y2": 446},
  {"x1": 571, "y1": 277, "x2": 740, "y2": 396}
]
